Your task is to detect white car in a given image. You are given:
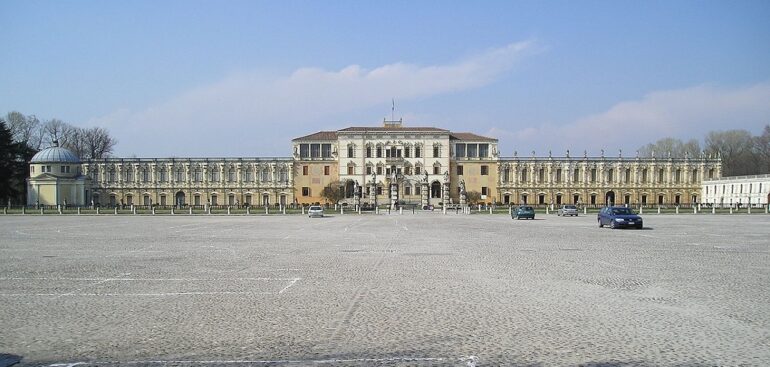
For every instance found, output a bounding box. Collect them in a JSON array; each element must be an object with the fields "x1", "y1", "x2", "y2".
[
  {"x1": 557, "y1": 205, "x2": 579, "y2": 216},
  {"x1": 308, "y1": 205, "x2": 324, "y2": 218}
]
